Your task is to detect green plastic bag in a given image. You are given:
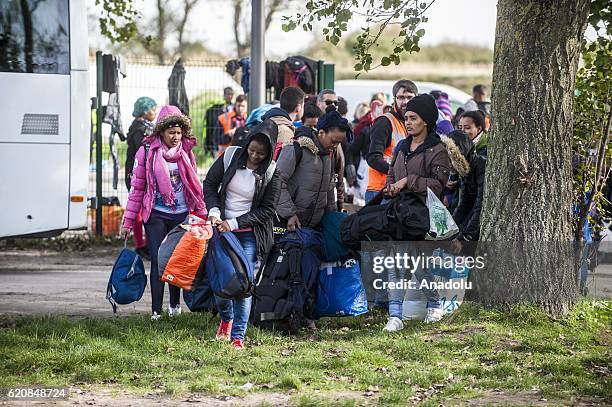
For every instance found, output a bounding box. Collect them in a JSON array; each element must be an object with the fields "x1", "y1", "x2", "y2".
[{"x1": 425, "y1": 188, "x2": 459, "y2": 240}]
